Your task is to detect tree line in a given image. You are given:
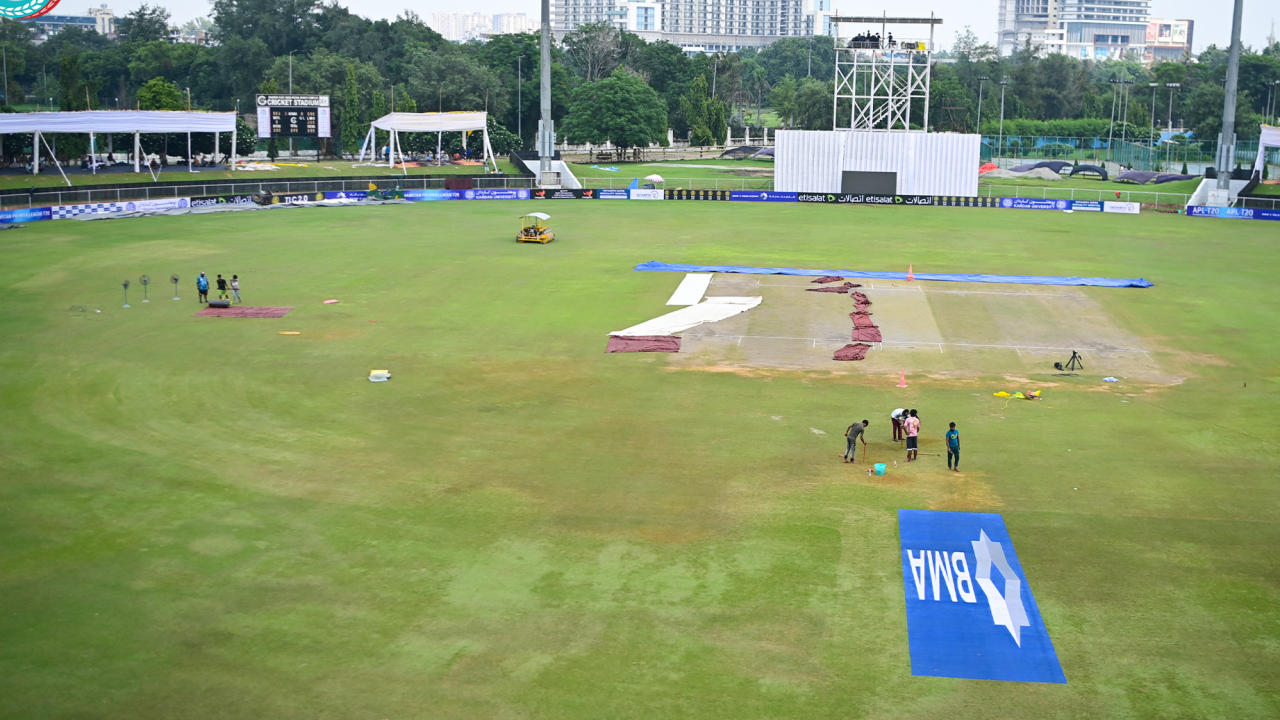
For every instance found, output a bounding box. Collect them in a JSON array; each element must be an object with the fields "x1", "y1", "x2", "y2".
[{"x1": 1, "y1": 3, "x2": 1277, "y2": 159}]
